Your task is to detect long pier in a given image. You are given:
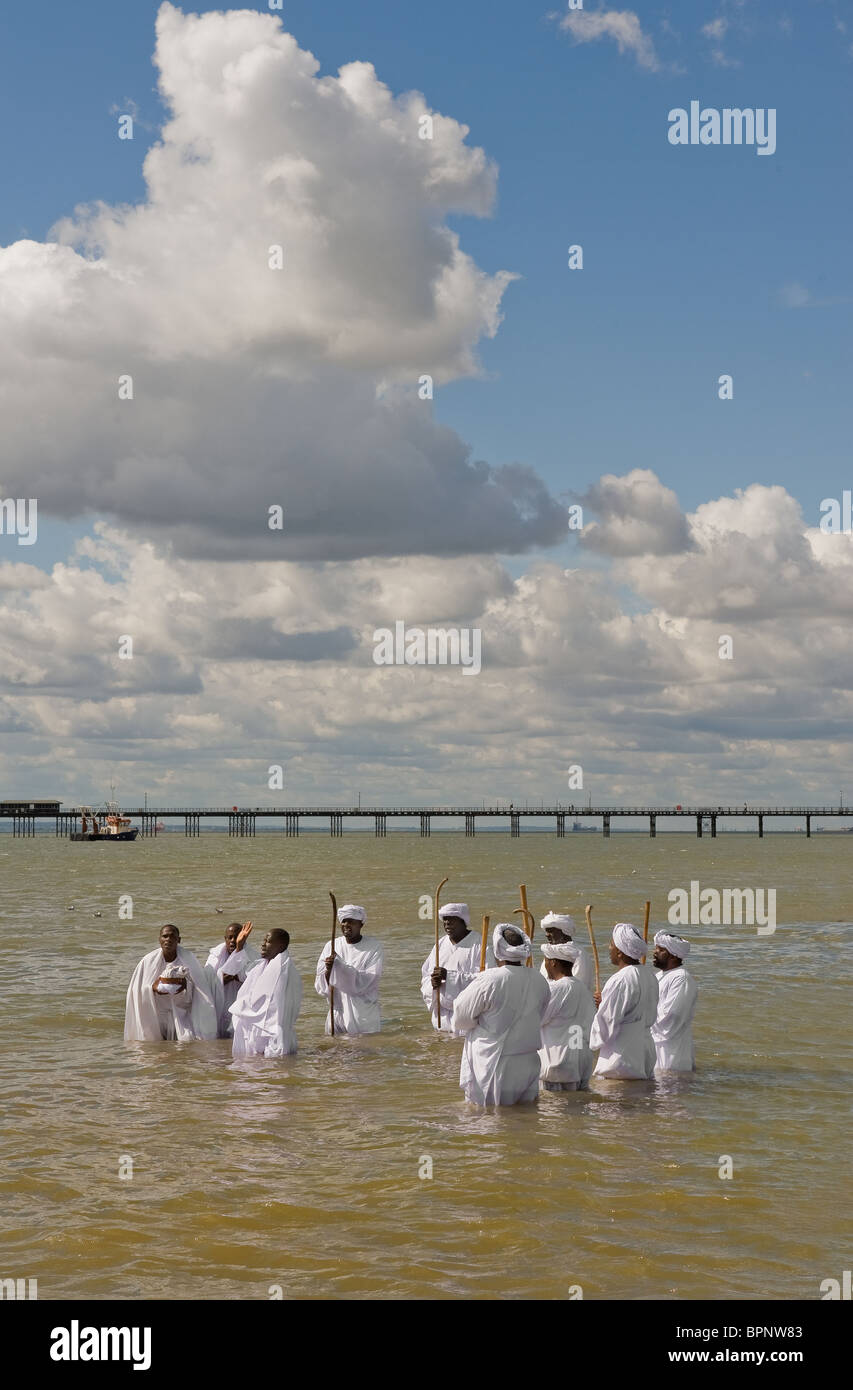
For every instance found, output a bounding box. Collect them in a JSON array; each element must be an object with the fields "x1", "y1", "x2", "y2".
[{"x1": 2, "y1": 804, "x2": 851, "y2": 838}]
